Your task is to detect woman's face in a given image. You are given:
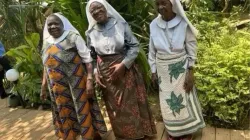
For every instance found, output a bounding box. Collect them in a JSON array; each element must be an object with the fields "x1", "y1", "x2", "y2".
[
  {"x1": 156, "y1": 0, "x2": 173, "y2": 19},
  {"x1": 89, "y1": 2, "x2": 108, "y2": 24},
  {"x1": 47, "y1": 15, "x2": 64, "y2": 38}
]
